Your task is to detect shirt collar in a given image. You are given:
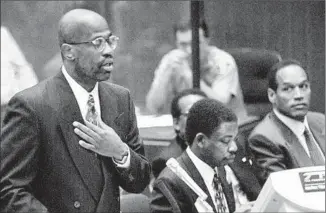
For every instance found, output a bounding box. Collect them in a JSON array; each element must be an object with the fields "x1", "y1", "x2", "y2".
[
  {"x1": 61, "y1": 65, "x2": 99, "y2": 98},
  {"x1": 186, "y1": 147, "x2": 215, "y2": 187},
  {"x1": 273, "y1": 108, "x2": 309, "y2": 137}
]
